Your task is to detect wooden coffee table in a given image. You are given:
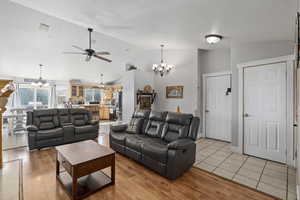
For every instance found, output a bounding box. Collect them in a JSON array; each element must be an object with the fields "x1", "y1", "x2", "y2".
[{"x1": 55, "y1": 140, "x2": 115, "y2": 200}]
